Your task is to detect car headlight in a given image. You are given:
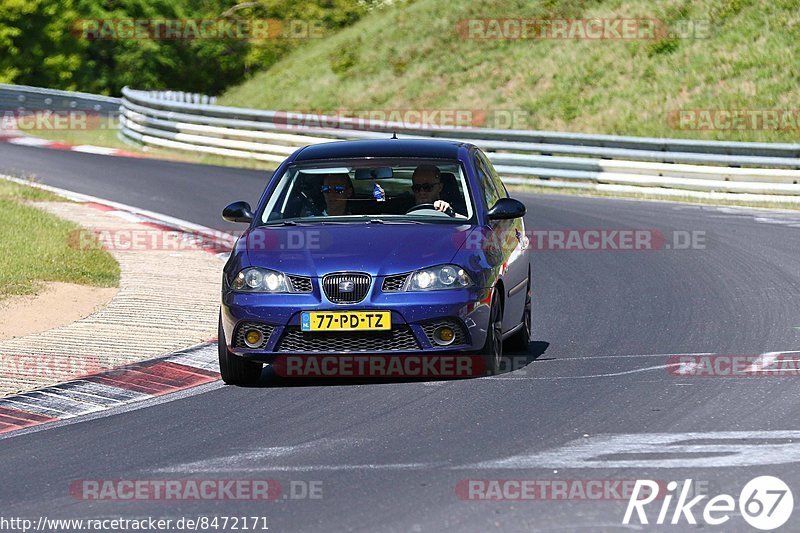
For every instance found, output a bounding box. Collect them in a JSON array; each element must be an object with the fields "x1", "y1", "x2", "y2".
[
  {"x1": 407, "y1": 264, "x2": 472, "y2": 291},
  {"x1": 231, "y1": 267, "x2": 289, "y2": 293}
]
